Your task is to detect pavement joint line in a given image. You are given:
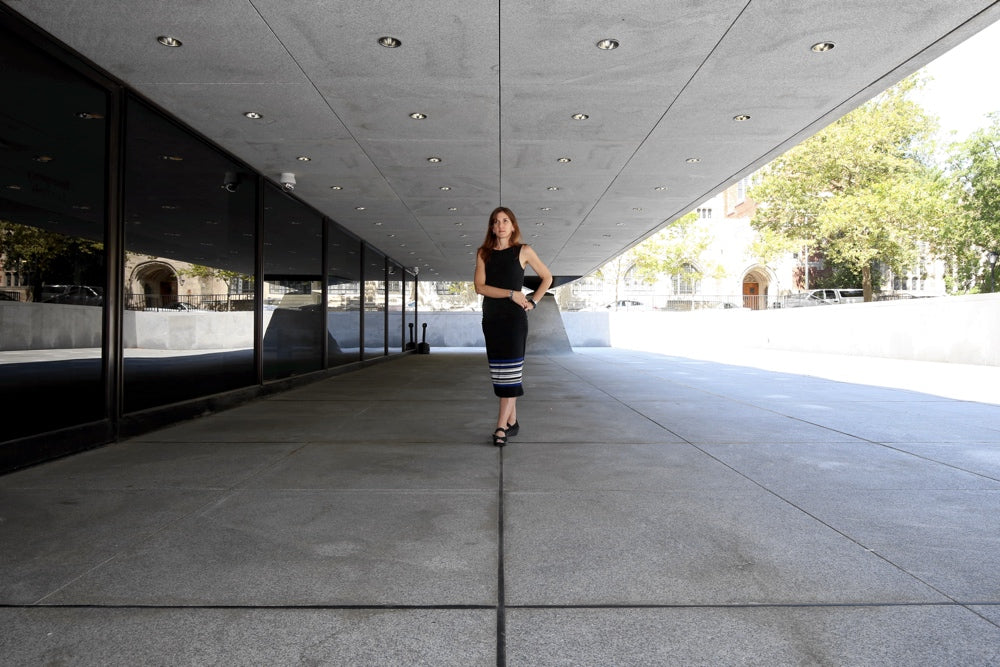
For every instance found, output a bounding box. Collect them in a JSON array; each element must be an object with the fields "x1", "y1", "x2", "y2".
[{"x1": 496, "y1": 447, "x2": 507, "y2": 667}]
